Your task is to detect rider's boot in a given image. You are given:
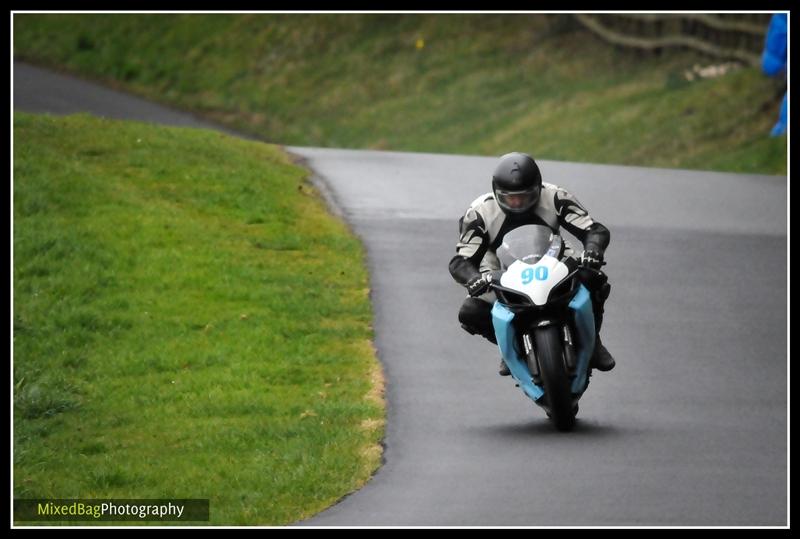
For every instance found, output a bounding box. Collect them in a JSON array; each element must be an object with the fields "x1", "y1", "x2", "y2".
[
  {"x1": 589, "y1": 282, "x2": 616, "y2": 372},
  {"x1": 591, "y1": 335, "x2": 616, "y2": 372},
  {"x1": 498, "y1": 359, "x2": 511, "y2": 376}
]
